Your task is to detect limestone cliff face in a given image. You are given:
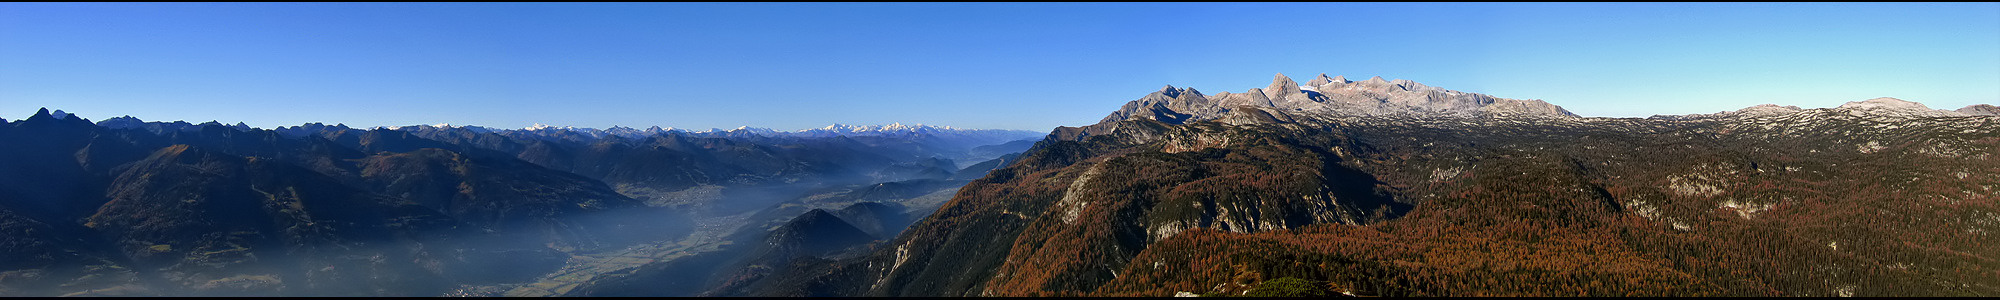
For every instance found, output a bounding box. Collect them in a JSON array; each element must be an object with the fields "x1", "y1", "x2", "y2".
[
  {"x1": 1961, "y1": 104, "x2": 2000, "y2": 116},
  {"x1": 1069, "y1": 73, "x2": 1578, "y2": 141}
]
